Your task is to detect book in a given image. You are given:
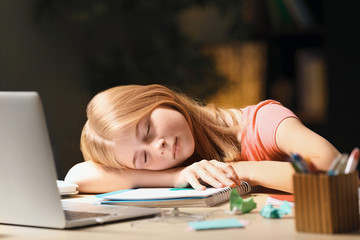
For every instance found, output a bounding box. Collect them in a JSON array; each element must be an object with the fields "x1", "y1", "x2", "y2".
[
  {"x1": 266, "y1": 0, "x2": 294, "y2": 28},
  {"x1": 282, "y1": 0, "x2": 315, "y2": 27},
  {"x1": 296, "y1": 48, "x2": 327, "y2": 123},
  {"x1": 57, "y1": 180, "x2": 78, "y2": 196},
  {"x1": 95, "y1": 181, "x2": 256, "y2": 208}
]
